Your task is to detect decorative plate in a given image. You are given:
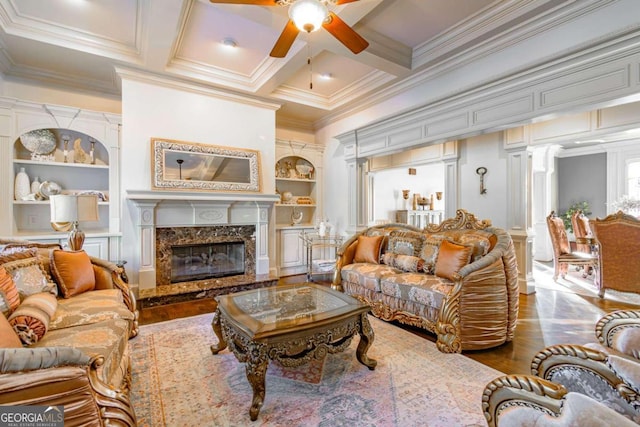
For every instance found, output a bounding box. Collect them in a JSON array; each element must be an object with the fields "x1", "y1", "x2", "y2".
[
  {"x1": 38, "y1": 181, "x2": 62, "y2": 200},
  {"x1": 295, "y1": 159, "x2": 313, "y2": 178},
  {"x1": 19, "y1": 129, "x2": 57, "y2": 154}
]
